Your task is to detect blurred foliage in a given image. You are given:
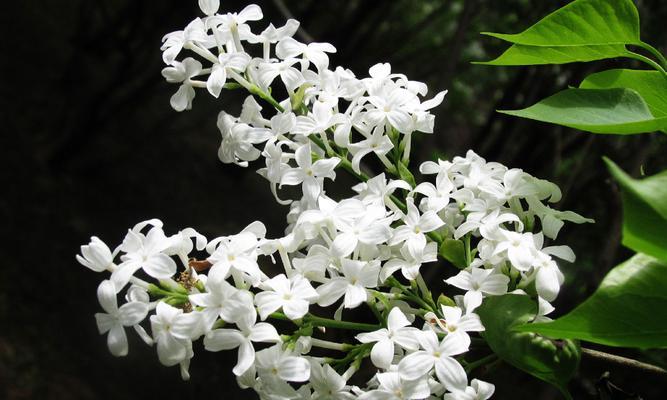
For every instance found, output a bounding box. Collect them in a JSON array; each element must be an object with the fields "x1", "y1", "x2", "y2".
[{"x1": 2, "y1": 0, "x2": 666, "y2": 398}]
